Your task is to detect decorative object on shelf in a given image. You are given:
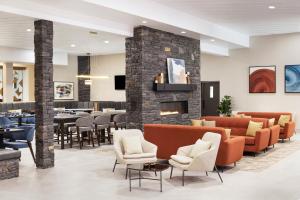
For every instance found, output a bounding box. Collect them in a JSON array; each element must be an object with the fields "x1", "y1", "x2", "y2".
[
  {"x1": 217, "y1": 95, "x2": 232, "y2": 117},
  {"x1": 54, "y1": 81, "x2": 74, "y2": 100},
  {"x1": 154, "y1": 73, "x2": 164, "y2": 84},
  {"x1": 249, "y1": 66, "x2": 276, "y2": 93},
  {"x1": 186, "y1": 72, "x2": 191, "y2": 84},
  {"x1": 285, "y1": 65, "x2": 300, "y2": 93},
  {"x1": 167, "y1": 58, "x2": 186, "y2": 84}
]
